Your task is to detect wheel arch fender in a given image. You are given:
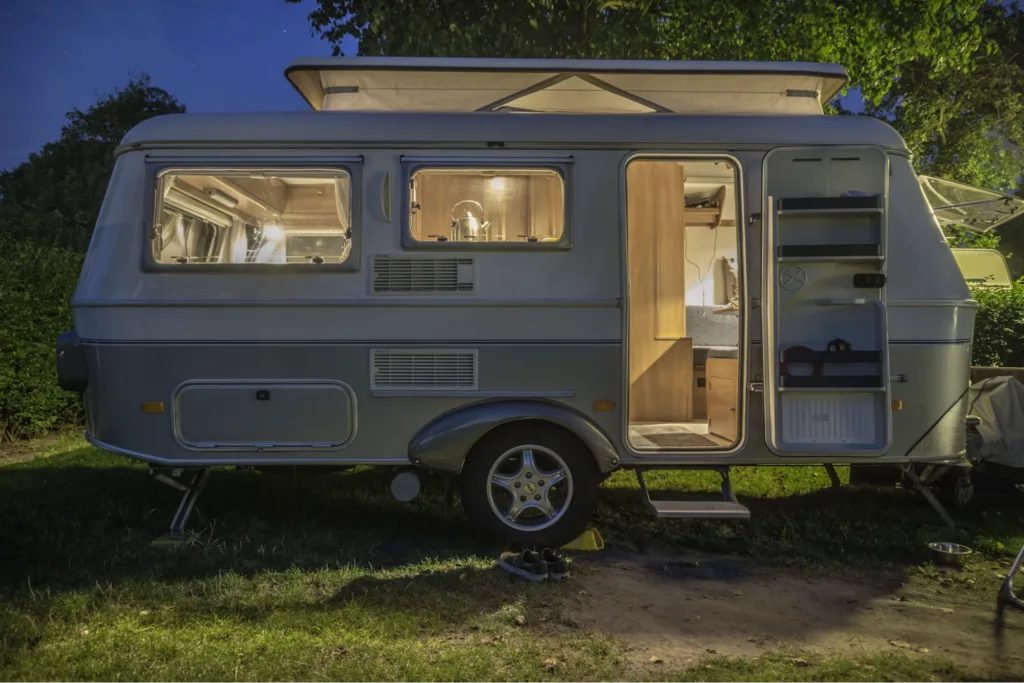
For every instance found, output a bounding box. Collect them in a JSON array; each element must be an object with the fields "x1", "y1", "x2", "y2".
[{"x1": 408, "y1": 399, "x2": 620, "y2": 475}]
